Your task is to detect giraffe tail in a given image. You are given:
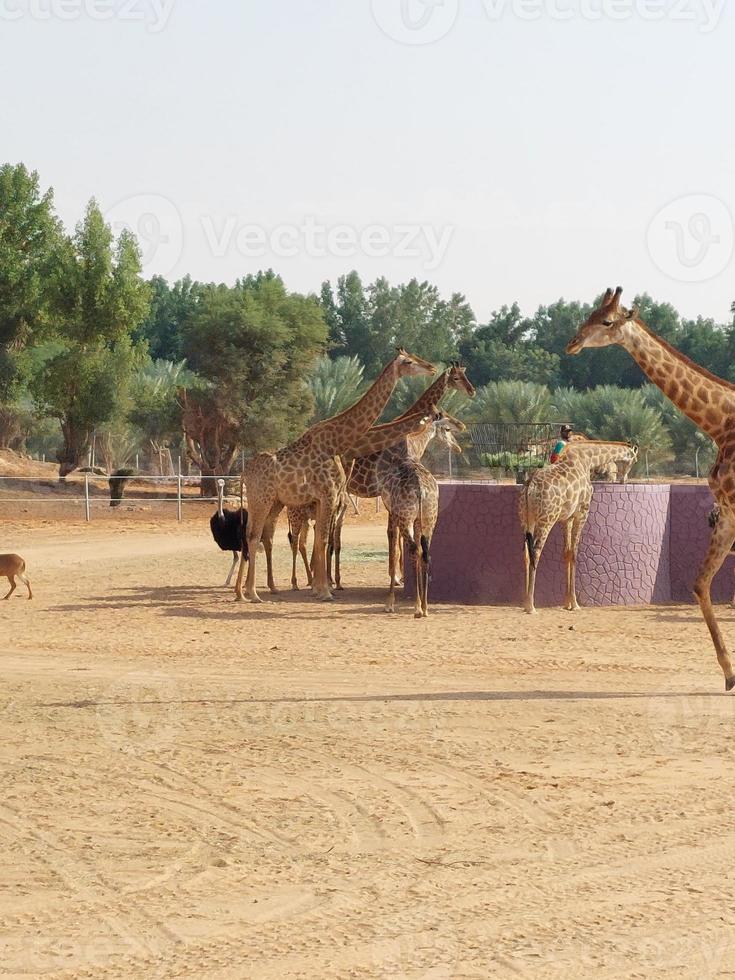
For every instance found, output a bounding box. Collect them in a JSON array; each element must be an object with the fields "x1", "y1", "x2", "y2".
[{"x1": 522, "y1": 482, "x2": 536, "y2": 569}]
